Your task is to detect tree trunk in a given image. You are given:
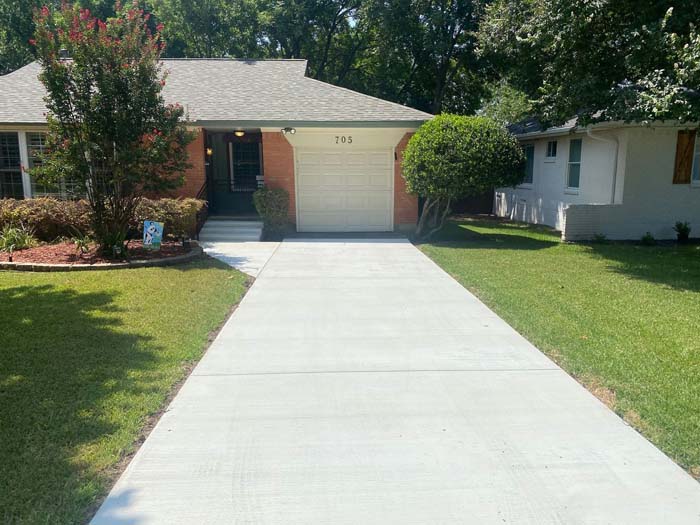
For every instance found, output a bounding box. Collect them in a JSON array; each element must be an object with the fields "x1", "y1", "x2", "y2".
[{"x1": 415, "y1": 196, "x2": 451, "y2": 241}]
